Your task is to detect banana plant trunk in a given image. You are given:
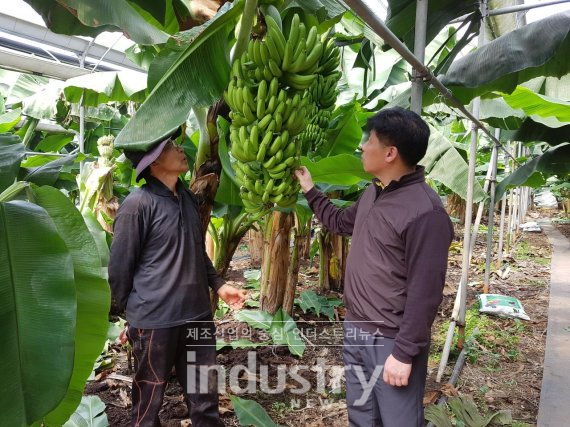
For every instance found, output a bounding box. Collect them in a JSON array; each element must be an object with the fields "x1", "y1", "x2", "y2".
[
  {"x1": 283, "y1": 227, "x2": 300, "y2": 315},
  {"x1": 190, "y1": 101, "x2": 227, "y2": 235},
  {"x1": 260, "y1": 211, "x2": 294, "y2": 314},
  {"x1": 297, "y1": 227, "x2": 311, "y2": 260},
  {"x1": 446, "y1": 192, "x2": 466, "y2": 225},
  {"x1": 189, "y1": 101, "x2": 229, "y2": 315},
  {"x1": 318, "y1": 228, "x2": 348, "y2": 292},
  {"x1": 247, "y1": 228, "x2": 264, "y2": 266}
]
